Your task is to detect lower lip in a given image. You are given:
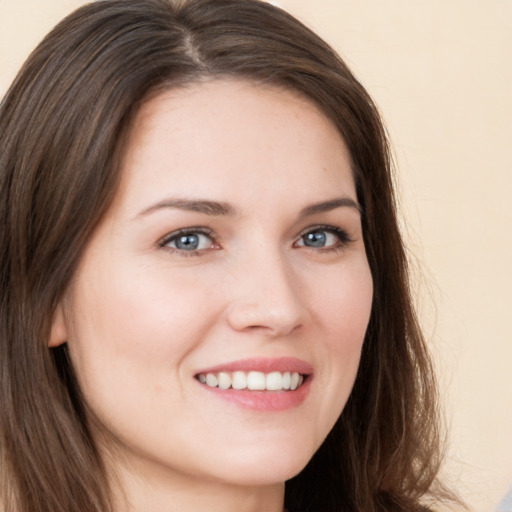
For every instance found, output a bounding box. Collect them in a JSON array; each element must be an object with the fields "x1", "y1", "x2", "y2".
[{"x1": 198, "y1": 378, "x2": 312, "y2": 411}]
